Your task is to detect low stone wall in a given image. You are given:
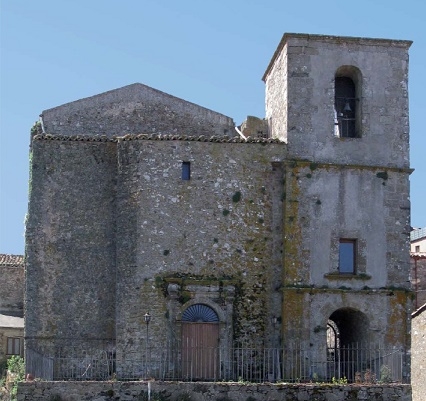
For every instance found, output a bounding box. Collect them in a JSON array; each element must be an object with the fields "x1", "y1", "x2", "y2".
[{"x1": 18, "y1": 381, "x2": 412, "y2": 401}]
